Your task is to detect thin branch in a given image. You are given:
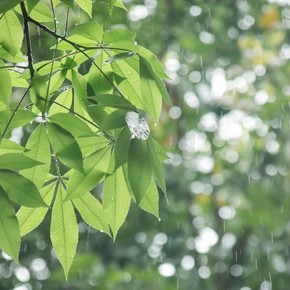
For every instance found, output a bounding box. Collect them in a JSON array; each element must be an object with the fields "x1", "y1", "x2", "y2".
[
  {"x1": 28, "y1": 16, "x2": 83, "y2": 48},
  {"x1": 0, "y1": 86, "x2": 31, "y2": 141},
  {"x1": 53, "y1": 155, "x2": 62, "y2": 177},
  {"x1": 27, "y1": 17, "x2": 131, "y2": 99},
  {"x1": 40, "y1": 97, "x2": 115, "y2": 142},
  {"x1": 0, "y1": 65, "x2": 28, "y2": 70},
  {"x1": 24, "y1": 102, "x2": 33, "y2": 109},
  {"x1": 49, "y1": 0, "x2": 57, "y2": 33},
  {"x1": 64, "y1": 6, "x2": 70, "y2": 37},
  {"x1": 20, "y1": 2, "x2": 34, "y2": 78},
  {"x1": 43, "y1": 41, "x2": 58, "y2": 114},
  {"x1": 0, "y1": 13, "x2": 5, "y2": 21},
  {"x1": 36, "y1": 50, "x2": 79, "y2": 72}
]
